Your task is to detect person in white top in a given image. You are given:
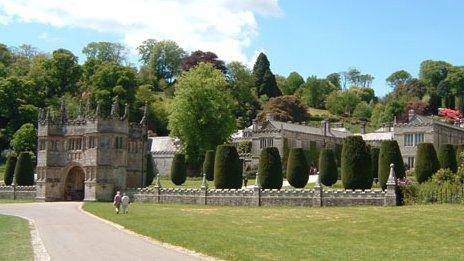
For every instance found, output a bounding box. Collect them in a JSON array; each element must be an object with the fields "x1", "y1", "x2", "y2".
[{"x1": 121, "y1": 193, "x2": 130, "y2": 214}]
